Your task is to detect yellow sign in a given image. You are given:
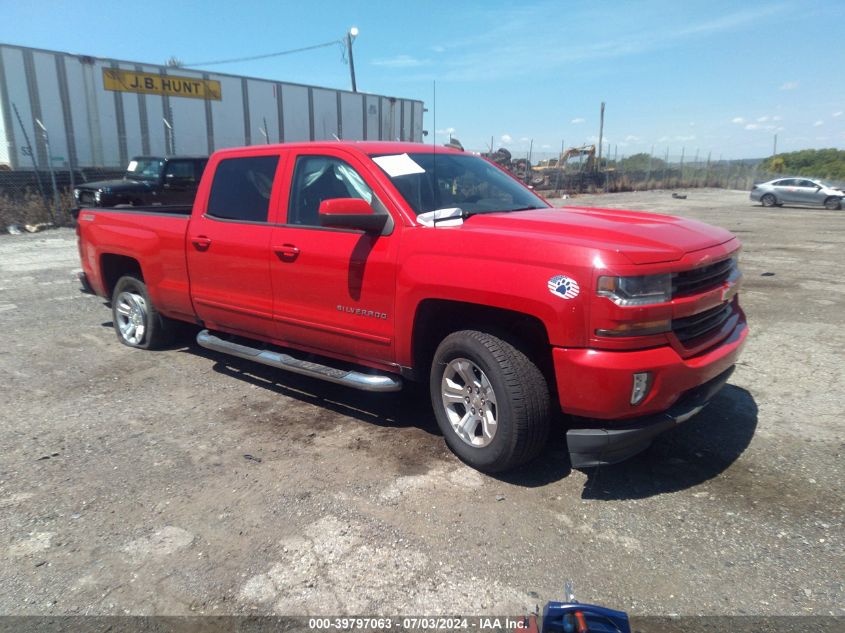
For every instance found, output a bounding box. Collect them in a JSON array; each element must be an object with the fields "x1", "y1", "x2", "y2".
[{"x1": 102, "y1": 68, "x2": 222, "y2": 100}]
